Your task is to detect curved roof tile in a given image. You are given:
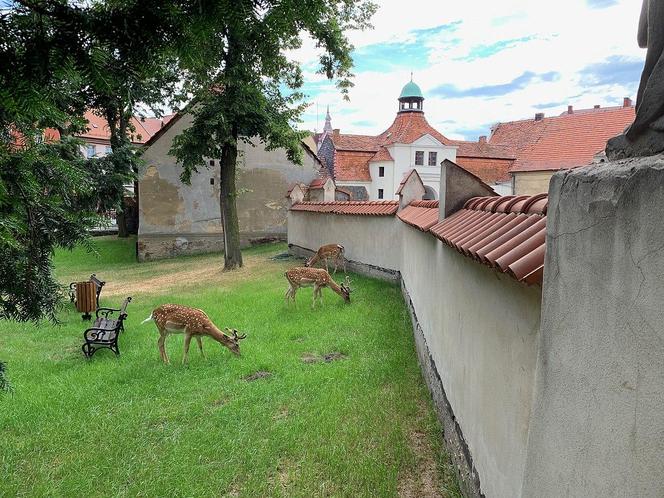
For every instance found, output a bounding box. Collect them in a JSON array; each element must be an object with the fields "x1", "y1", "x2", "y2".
[{"x1": 429, "y1": 193, "x2": 548, "y2": 285}]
